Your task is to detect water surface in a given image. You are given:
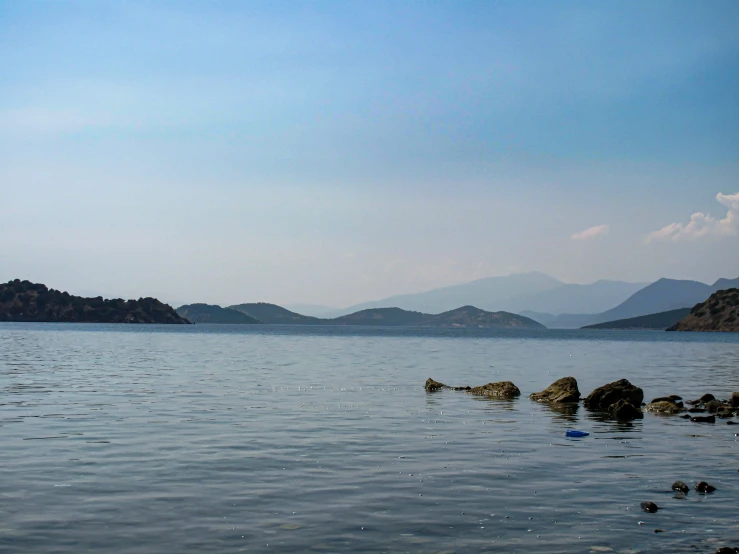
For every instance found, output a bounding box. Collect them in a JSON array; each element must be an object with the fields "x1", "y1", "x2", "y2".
[{"x1": 1, "y1": 324, "x2": 738, "y2": 553}]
